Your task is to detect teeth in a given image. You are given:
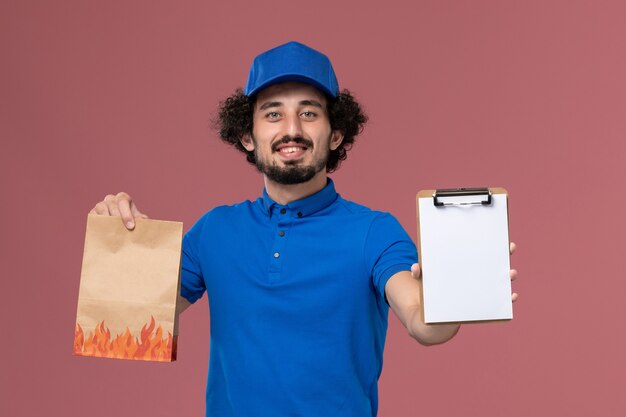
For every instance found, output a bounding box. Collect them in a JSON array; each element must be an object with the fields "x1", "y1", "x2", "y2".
[{"x1": 280, "y1": 147, "x2": 304, "y2": 153}]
